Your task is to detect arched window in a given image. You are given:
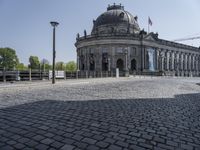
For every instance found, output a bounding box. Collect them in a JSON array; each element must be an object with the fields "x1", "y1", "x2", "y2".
[
  {"x1": 102, "y1": 53, "x2": 108, "y2": 71},
  {"x1": 89, "y1": 54, "x2": 95, "y2": 71},
  {"x1": 131, "y1": 59, "x2": 137, "y2": 70}
]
